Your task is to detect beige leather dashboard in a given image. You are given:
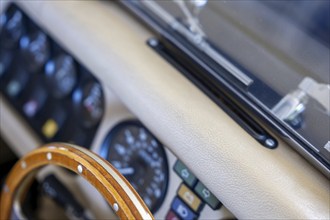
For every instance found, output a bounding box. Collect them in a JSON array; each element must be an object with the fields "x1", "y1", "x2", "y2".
[{"x1": 0, "y1": 1, "x2": 329, "y2": 219}]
